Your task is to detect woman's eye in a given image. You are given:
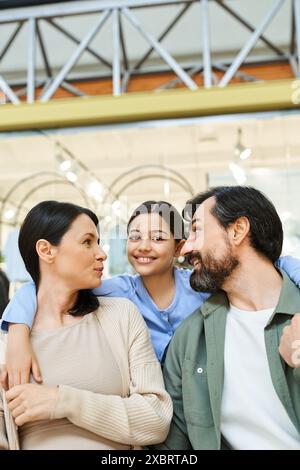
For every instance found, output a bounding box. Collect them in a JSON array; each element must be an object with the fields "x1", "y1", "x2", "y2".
[{"x1": 84, "y1": 239, "x2": 92, "y2": 246}]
